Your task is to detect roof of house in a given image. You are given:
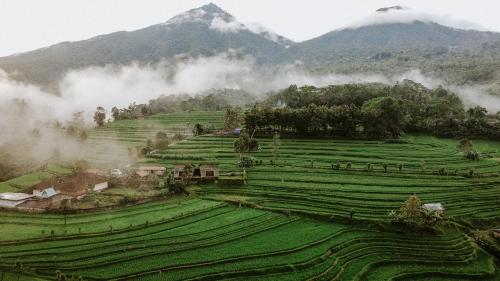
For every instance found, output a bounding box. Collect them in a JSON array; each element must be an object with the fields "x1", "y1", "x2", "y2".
[
  {"x1": 34, "y1": 187, "x2": 59, "y2": 198},
  {"x1": 138, "y1": 166, "x2": 166, "y2": 171},
  {"x1": 85, "y1": 168, "x2": 105, "y2": 175},
  {"x1": 136, "y1": 170, "x2": 150, "y2": 177},
  {"x1": 93, "y1": 182, "x2": 109, "y2": 191},
  {"x1": 423, "y1": 203, "x2": 444, "y2": 211},
  {"x1": 0, "y1": 199, "x2": 27, "y2": 208},
  {"x1": 0, "y1": 192, "x2": 34, "y2": 201}
]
